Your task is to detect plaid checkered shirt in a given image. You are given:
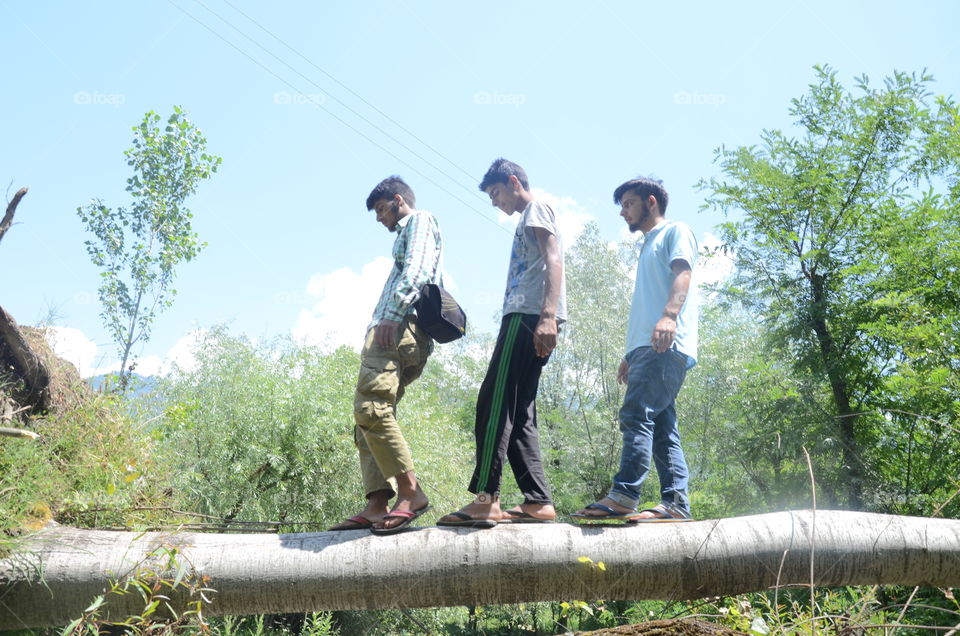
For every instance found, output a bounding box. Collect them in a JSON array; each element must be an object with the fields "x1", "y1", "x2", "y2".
[{"x1": 368, "y1": 210, "x2": 443, "y2": 330}]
